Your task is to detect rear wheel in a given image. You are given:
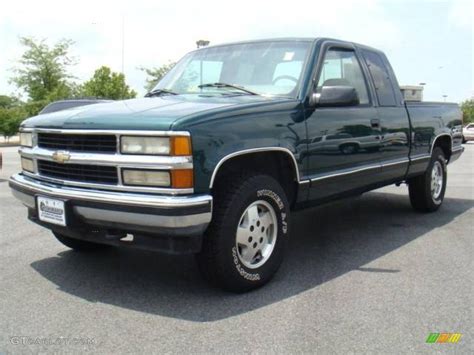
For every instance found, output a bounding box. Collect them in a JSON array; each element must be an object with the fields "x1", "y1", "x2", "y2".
[
  {"x1": 408, "y1": 147, "x2": 447, "y2": 212},
  {"x1": 196, "y1": 173, "x2": 290, "y2": 292},
  {"x1": 53, "y1": 232, "x2": 109, "y2": 251}
]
